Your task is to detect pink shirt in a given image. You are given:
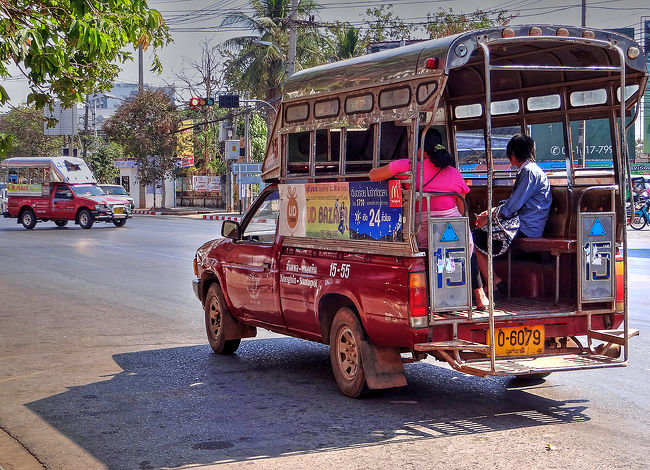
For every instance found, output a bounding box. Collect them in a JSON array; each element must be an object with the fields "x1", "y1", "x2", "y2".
[{"x1": 389, "y1": 158, "x2": 470, "y2": 211}]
